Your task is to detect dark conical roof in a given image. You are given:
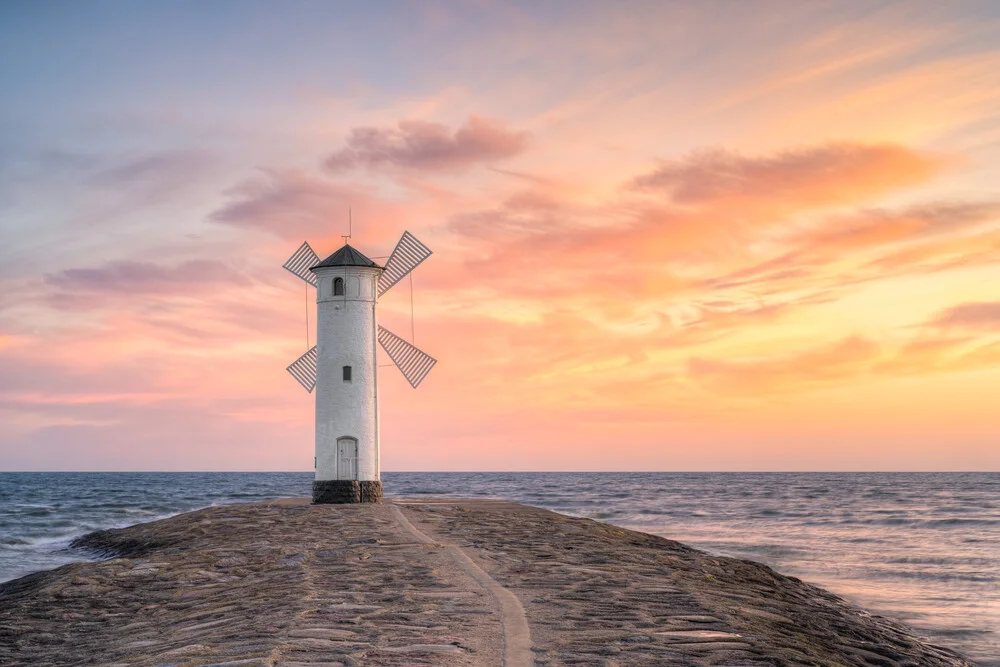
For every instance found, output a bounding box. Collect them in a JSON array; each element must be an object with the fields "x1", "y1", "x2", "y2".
[{"x1": 311, "y1": 244, "x2": 381, "y2": 270}]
